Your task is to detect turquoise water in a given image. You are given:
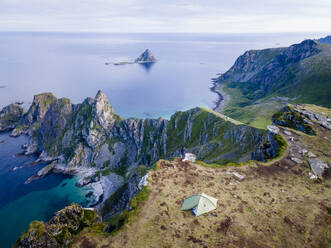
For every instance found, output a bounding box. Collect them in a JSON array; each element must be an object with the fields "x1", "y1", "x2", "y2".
[
  {"x1": 0, "y1": 176, "x2": 88, "y2": 247},
  {"x1": 0, "y1": 132, "x2": 89, "y2": 247}
]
